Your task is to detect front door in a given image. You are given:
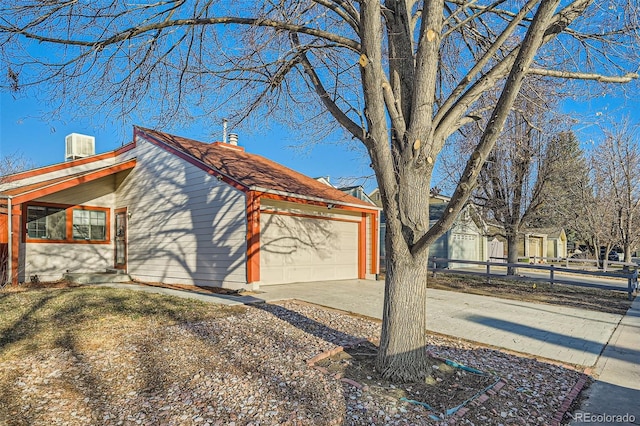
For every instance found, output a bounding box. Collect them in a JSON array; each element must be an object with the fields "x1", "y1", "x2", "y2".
[{"x1": 115, "y1": 208, "x2": 127, "y2": 270}]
